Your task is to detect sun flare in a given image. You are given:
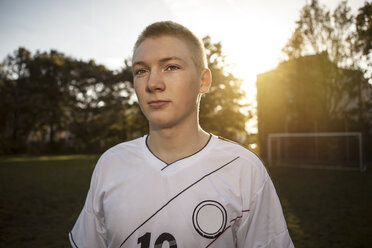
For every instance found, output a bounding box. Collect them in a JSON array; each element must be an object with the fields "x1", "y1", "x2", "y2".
[{"x1": 221, "y1": 29, "x2": 283, "y2": 134}]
